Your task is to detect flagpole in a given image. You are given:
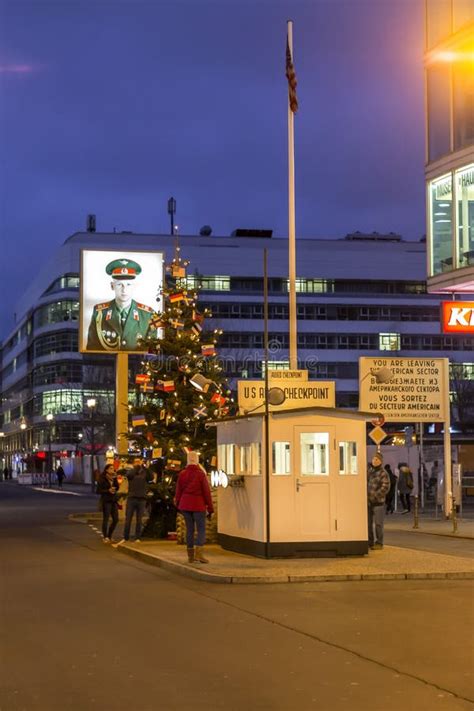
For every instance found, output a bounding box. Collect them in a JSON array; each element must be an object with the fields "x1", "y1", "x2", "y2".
[{"x1": 287, "y1": 20, "x2": 297, "y2": 370}]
